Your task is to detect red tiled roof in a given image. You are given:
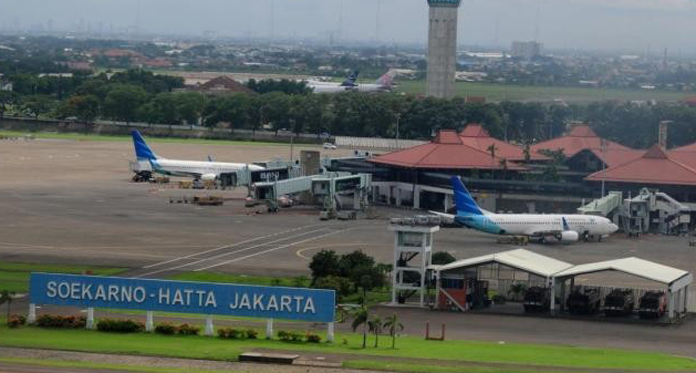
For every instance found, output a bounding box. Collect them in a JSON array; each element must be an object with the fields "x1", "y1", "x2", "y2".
[
  {"x1": 531, "y1": 124, "x2": 636, "y2": 167},
  {"x1": 587, "y1": 148, "x2": 644, "y2": 168},
  {"x1": 586, "y1": 145, "x2": 696, "y2": 186},
  {"x1": 459, "y1": 124, "x2": 547, "y2": 161},
  {"x1": 669, "y1": 141, "x2": 696, "y2": 153},
  {"x1": 681, "y1": 96, "x2": 696, "y2": 106},
  {"x1": 368, "y1": 129, "x2": 526, "y2": 170},
  {"x1": 195, "y1": 76, "x2": 254, "y2": 94}
]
